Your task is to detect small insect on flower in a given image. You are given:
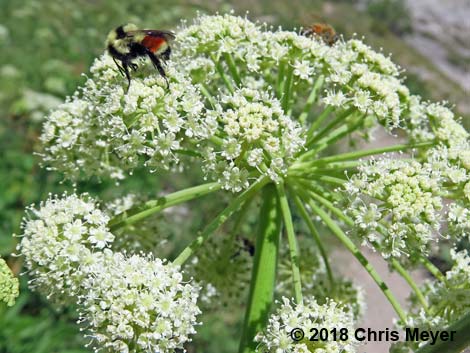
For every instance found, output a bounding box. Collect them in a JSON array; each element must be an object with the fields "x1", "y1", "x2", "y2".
[
  {"x1": 230, "y1": 236, "x2": 255, "y2": 259},
  {"x1": 106, "y1": 23, "x2": 175, "y2": 91},
  {"x1": 302, "y1": 23, "x2": 338, "y2": 46}
]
